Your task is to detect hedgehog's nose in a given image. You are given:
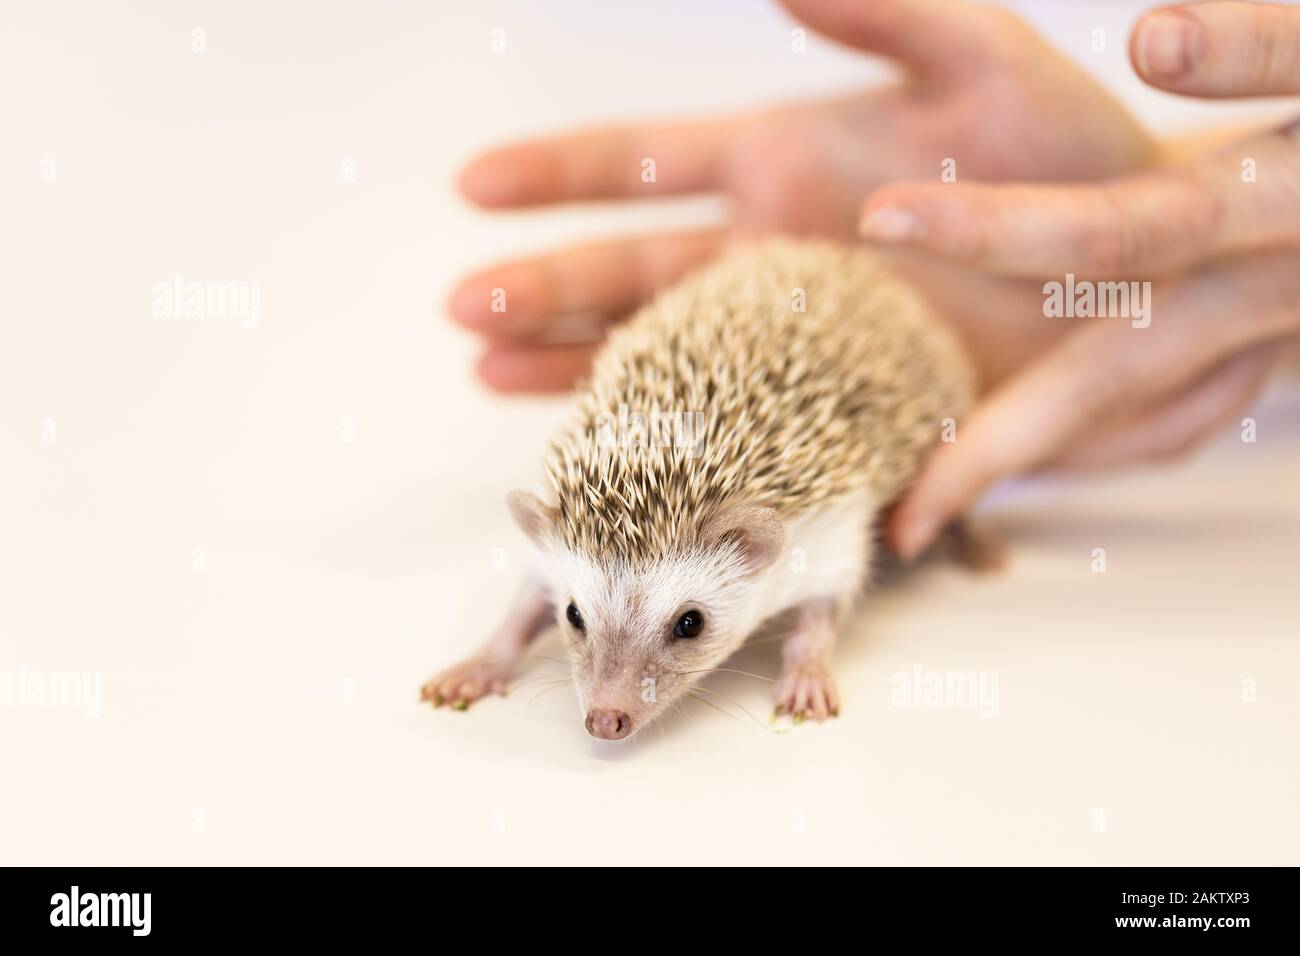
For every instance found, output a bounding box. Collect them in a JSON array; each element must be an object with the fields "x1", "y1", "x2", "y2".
[{"x1": 586, "y1": 708, "x2": 632, "y2": 740}]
